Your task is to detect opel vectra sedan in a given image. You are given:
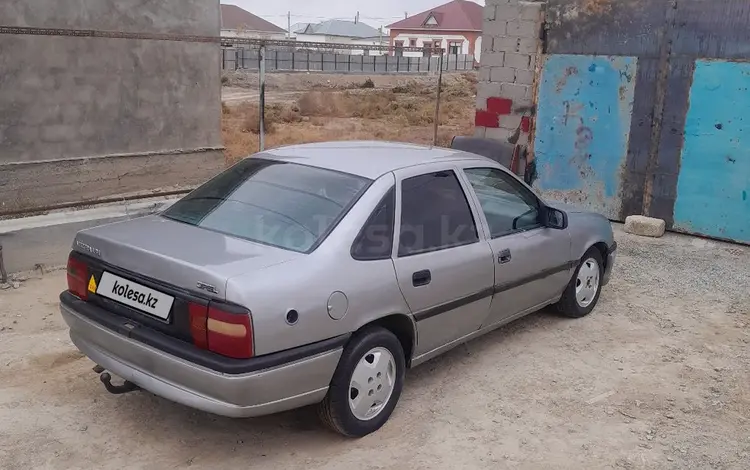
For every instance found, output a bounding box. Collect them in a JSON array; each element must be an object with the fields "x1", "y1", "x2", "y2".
[{"x1": 60, "y1": 141, "x2": 616, "y2": 437}]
